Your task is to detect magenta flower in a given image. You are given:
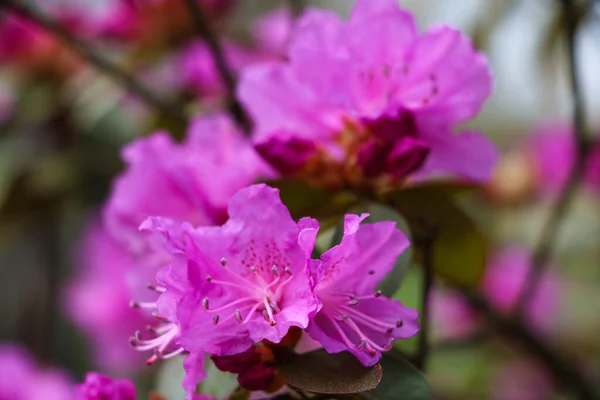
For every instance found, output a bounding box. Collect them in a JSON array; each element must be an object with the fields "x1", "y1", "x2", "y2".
[
  {"x1": 0, "y1": 343, "x2": 74, "y2": 400},
  {"x1": 251, "y1": 7, "x2": 294, "y2": 59},
  {"x1": 63, "y1": 219, "x2": 154, "y2": 373},
  {"x1": 75, "y1": 372, "x2": 135, "y2": 400},
  {"x1": 104, "y1": 112, "x2": 272, "y2": 253},
  {"x1": 140, "y1": 184, "x2": 318, "y2": 359},
  {"x1": 306, "y1": 214, "x2": 419, "y2": 366},
  {"x1": 481, "y1": 246, "x2": 559, "y2": 331},
  {"x1": 239, "y1": 0, "x2": 496, "y2": 188}
]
